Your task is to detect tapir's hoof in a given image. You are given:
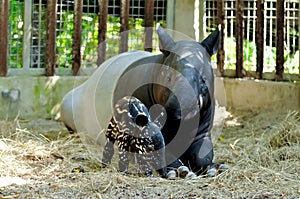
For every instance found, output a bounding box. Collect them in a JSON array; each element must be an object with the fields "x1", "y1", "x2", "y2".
[
  {"x1": 166, "y1": 166, "x2": 197, "y2": 179},
  {"x1": 177, "y1": 166, "x2": 189, "y2": 178},
  {"x1": 207, "y1": 167, "x2": 217, "y2": 177},
  {"x1": 219, "y1": 164, "x2": 230, "y2": 171},
  {"x1": 186, "y1": 171, "x2": 197, "y2": 178},
  {"x1": 207, "y1": 163, "x2": 230, "y2": 177},
  {"x1": 166, "y1": 170, "x2": 177, "y2": 180}
]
